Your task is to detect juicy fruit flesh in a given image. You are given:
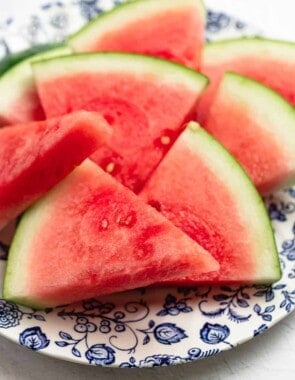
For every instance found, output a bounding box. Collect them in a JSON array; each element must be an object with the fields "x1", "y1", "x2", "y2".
[
  {"x1": 198, "y1": 56, "x2": 295, "y2": 124},
  {"x1": 204, "y1": 94, "x2": 290, "y2": 194},
  {"x1": 0, "y1": 111, "x2": 110, "y2": 230},
  {"x1": 141, "y1": 138, "x2": 255, "y2": 282},
  {"x1": 5, "y1": 161, "x2": 218, "y2": 307},
  {"x1": 37, "y1": 71, "x2": 200, "y2": 192},
  {"x1": 81, "y1": 8, "x2": 203, "y2": 69}
]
